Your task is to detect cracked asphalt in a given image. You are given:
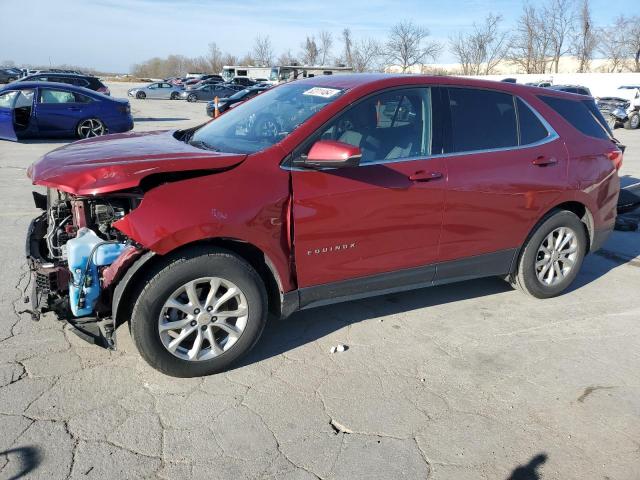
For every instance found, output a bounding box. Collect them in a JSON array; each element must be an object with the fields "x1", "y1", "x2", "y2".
[{"x1": 1, "y1": 83, "x2": 639, "y2": 480}]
